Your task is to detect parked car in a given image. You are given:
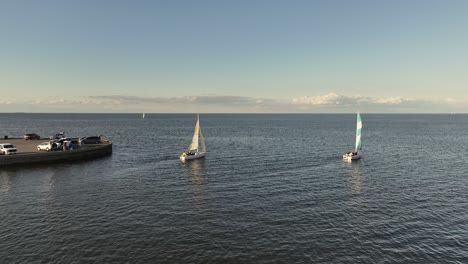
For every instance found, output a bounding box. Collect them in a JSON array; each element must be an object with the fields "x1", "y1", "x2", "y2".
[
  {"x1": 57, "y1": 137, "x2": 71, "y2": 144},
  {"x1": 24, "y1": 133, "x2": 41, "y2": 140},
  {"x1": 37, "y1": 141, "x2": 60, "y2": 152},
  {"x1": 79, "y1": 136, "x2": 102, "y2": 144},
  {"x1": 55, "y1": 138, "x2": 77, "y2": 150},
  {"x1": 50, "y1": 132, "x2": 65, "y2": 140},
  {"x1": 0, "y1": 143, "x2": 17, "y2": 155}
]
